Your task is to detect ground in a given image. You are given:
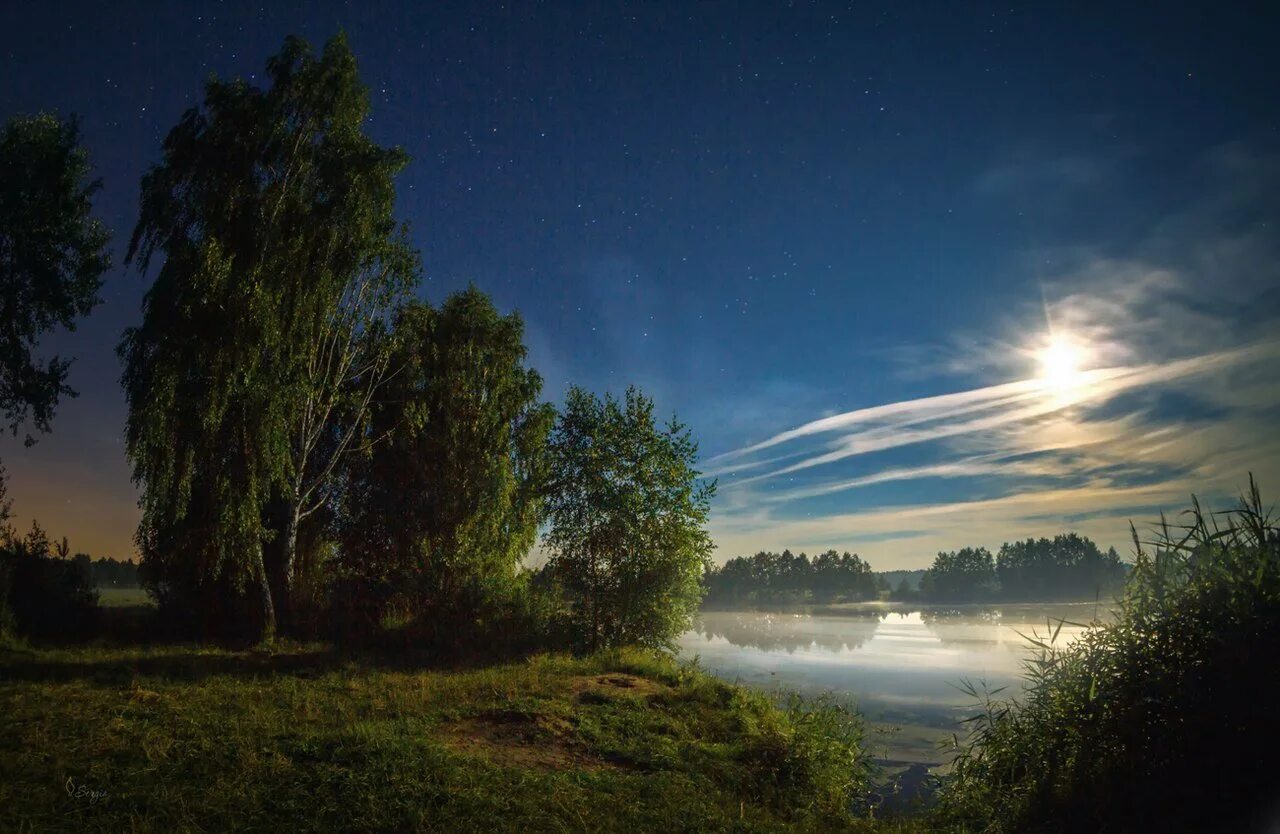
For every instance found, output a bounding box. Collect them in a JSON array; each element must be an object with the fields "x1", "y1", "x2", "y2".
[{"x1": 0, "y1": 640, "x2": 921, "y2": 832}]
